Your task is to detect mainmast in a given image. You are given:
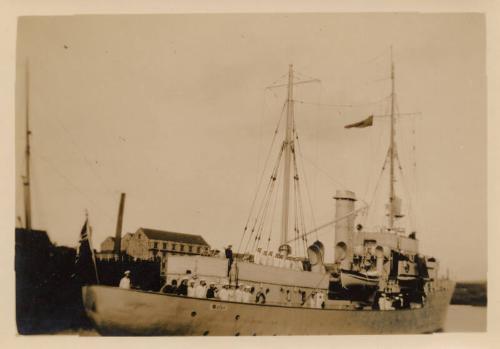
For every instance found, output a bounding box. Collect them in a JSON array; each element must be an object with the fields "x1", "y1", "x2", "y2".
[
  {"x1": 280, "y1": 64, "x2": 294, "y2": 246},
  {"x1": 388, "y1": 49, "x2": 396, "y2": 230},
  {"x1": 23, "y1": 63, "x2": 32, "y2": 230}
]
